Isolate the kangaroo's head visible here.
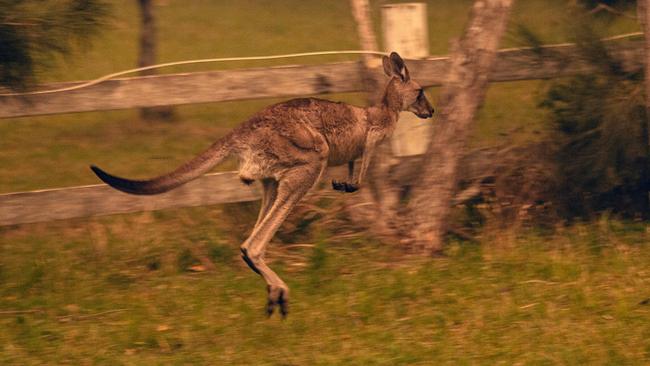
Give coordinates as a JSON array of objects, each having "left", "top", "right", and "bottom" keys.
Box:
[{"left": 382, "top": 52, "right": 434, "bottom": 119}]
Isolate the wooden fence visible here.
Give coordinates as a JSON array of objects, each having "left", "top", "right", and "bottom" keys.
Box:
[{"left": 0, "top": 41, "right": 644, "bottom": 226}]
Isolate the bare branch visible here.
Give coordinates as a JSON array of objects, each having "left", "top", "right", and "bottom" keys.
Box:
[{"left": 588, "top": 3, "right": 637, "bottom": 19}]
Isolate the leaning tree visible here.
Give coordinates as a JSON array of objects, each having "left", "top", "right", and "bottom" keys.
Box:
[{"left": 348, "top": 0, "right": 514, "bottom": 254}]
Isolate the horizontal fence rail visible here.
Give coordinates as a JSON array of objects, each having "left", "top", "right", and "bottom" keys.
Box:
[
  {"left": 0, "top": 172, "right": 260, "bottom": 226},
  {"left": 0, "top": 167, "right": 351, "bottom": 226},
  {"left": 0, "top": 41, "right": 643, "bottom": 118},
  {"left": 0, "top": 40, "right": 644, "bottom": 226}
]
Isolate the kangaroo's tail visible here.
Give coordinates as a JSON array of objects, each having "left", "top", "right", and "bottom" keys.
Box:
[{"left": 91, "top": 133, "right": 234, "bottom": 195}]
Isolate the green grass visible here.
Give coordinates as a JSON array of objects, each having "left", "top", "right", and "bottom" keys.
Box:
[{"left": 1, "top": 211, "right": 649, "bottom": 364}]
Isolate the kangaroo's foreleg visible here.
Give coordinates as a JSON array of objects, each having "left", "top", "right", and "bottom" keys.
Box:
[
  {"left": 241, "top": 163, "right": 325, "bottom": 317},
  {"left": 356, "top": 142, "right": 375, "bottom": 186},
  {"left": 332, "top": 137, "right": 378, "bottom": 193},
  {"left": 347, "top": 160, "right": 355, "bottom": 181},
  {"left": 332, "top": 160, "right": 358, "bottom": 192}
]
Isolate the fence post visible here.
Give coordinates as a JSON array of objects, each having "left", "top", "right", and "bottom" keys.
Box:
[{"left": 381, "top": 2, "right": 431, "bottom": 156}]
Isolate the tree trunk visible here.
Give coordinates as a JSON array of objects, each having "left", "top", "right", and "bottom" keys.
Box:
[
  {"left": 407, "top": 0, "right": 514, "bottom": 253},
  {"left": 348, "top": 0, "right": 403, "bottom": 238},
  {"left": 637, "top": 0, "right": 650, "bottom": 215},
  {"left": 348, "top": 0, "right": 383, "bottom": 104},
  {"left": 349, "top": 0, "right": 378, "bottom": 68},
  {"left": 137, "top": 0, "right": 174, "bottom": 121}
]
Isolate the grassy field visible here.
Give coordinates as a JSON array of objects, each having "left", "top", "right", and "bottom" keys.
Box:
[
  {"left": 1, "top": 210, "right": 649, "bottom": 364},
  {"left": 1, "top": 1, "right": 649, "bottom": 364}
]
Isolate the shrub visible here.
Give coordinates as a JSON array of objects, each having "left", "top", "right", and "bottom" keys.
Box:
[{"left": 539, "top": 23, "right": 649, "bottom": 218}]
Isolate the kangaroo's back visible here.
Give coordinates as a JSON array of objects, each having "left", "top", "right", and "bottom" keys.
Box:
[{"left": 240, "top": 98, "right": 367, "bottom": 166}]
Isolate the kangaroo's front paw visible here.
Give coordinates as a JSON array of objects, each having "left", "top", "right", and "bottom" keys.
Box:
[
  {"left": 343, "top": 183, "right": 359, "bottom": 192},
  {"left": 266, "top": 285, "right": 289, "bottom": 318},
  {"left": 332, "top": 180, "right": 345, "bottom": 191},
  {"left": 332, "top": 180, "right": 359, "bottom": 193}
]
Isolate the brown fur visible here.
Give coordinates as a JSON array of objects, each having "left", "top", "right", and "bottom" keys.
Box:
[{"left": 91, "top": 52, "right": 434, "bottom": 317}]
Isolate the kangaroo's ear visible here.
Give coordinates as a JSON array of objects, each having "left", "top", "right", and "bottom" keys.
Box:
[
  {"left": 382, "top": 55, "right": 394, "bottom": 78},
  {"left": 385, "top": 52, "right": 410, "bottom": 82}
]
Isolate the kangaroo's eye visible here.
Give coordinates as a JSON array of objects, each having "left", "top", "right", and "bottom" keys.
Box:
[{"left": 417, "top": 89, "right": 424, "bottom": 98}]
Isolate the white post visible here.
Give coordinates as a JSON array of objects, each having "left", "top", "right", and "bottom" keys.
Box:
[{"left": 382, "top": 3, "right": 431, "bottom": 156}]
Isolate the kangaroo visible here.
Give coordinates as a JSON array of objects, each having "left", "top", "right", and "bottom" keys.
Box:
[{"left": 91, "top": 52, "right": 433, "bottom": 317}]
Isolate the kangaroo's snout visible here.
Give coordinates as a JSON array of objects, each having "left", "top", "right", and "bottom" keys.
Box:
[
  {"left": 416, "top": 103, "right": 434, "bottom": 119},
  {"left": 410, "top": 94, "right": 434, "bottom": 119},
  {"left": 416, "top": 110, "right": 433, "bottom": 119},
  {"left": 425, "top": 105, "right": 434, "bottom": 119}
]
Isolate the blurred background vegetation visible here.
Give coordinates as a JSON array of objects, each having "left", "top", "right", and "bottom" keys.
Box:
[
  {"left": 1, "top": 0, "right": 649, "bottom": 364},
  {"left": 0, "top": 0, "right": 110, "bottom": 90}
]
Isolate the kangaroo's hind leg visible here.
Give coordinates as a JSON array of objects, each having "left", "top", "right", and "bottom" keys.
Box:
[
  {"left": 241, "top": 178, "right": 279, "bottom": 275},
  {"left": 255, "top": 178, "right": 278, "bottom": 227},
  {"left": 240, "top": 162, "right": 325, "bottom": 317}
]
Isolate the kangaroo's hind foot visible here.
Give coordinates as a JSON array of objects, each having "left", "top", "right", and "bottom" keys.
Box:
[{"left": 267, "top": 284, "right": 289, "bottom": 318}]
